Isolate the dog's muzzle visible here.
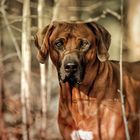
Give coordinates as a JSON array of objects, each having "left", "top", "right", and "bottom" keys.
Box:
[
  {"left": 59, "top": 50, "right": 83, "bottom": 86},
  {"left": 63, "top": 61, "right": 79, "bottom": 85}
]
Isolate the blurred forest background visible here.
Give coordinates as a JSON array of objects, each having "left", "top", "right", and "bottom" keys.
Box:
[{"left": 0, "top": 0, "right": 140, "bottom": 140}]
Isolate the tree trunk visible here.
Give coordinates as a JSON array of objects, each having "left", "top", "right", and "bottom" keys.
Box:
[
  {"left": 37, "top": 0, "right": 47, "bottom": 138},
  {"left": 21, "top": 0, "right": 31, "bottom": 139},
  {"left": 127, "top": 0, "right": 140, "bottom": 61},
  {"left": 0, "top": 26, "right": 7, "bottom": 140}
]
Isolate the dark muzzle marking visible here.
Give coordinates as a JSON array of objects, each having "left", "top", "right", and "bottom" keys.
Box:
[{"left": 60, "top": 49, "right": 83, "bottom": 86}]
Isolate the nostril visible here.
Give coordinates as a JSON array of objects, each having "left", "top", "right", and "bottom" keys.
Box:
[
  {"left": 65, "top": 65, "right": 71, "bottom": 71},
  {"left": 64, "top": 62, "right": 78, "bottom": 73},
  {"left": 72, "top": 64, "right": 78, "bottom": 70}
]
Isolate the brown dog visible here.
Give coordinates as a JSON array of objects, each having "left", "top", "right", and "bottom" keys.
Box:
[{"left": 34, "top": 21, "right": 140, "bottom": 140}]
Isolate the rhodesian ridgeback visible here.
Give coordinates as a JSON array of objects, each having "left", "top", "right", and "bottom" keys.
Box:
[{"left": 34, "top": 21, "right": 140, "bottom": 140}]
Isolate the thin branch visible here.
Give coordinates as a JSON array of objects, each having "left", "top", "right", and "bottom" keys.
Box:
[
  {"left": 0, "top": 15, "right": 50, "bottom": 30},
  {"left": 0, "top": 1, "right": 21, "bottom": 61},
  {"left": 119, "top": 0, "right": 130, "bottom": 140},
  {"left": 0, "top": 22, "right": 6, "bottom": 140},
  {"left": 0, "top": 53, "right": 18, "bottom": 61},
  {"left": 92, "top": 8, "right": 121, "bottom": 22},
  {"left": 1, "top": 0, "right": 6, "bottom": 5},
  {"left": 38, "top": 0, "right": 47, "bottom": 138},
  {"left": 68, "top": 2, "right": 102, "bottom": 12},
  {"left": 0, "top": 14, "right": 50, "bottom": 21},
  {"left": 105, "top": 8, "right": 121, "bottom": 20},
  {"left": 10, "top": 25, "right": 22, "bottom": 32}
]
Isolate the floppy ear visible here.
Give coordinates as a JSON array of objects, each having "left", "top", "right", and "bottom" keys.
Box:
[
  {"left": 34, "top": 24, "right": 54, "bottom": 63},
  {"left": 87, "top": 22, "right": 111, "bottom": 62}
]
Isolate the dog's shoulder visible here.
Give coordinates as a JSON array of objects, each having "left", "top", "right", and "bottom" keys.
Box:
[
  {"left": 109, "top": 60, "right": 140, "bottom": 81},
  {"left": 123, "top": 61, "right": 140, "bottom": 81}
]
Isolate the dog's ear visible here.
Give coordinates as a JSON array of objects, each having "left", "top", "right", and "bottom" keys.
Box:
[
  {"left": 96, "top": 24, "right": 111, "bottom": 62},
  {"left": 34, "top": 24, "right": 54, "bottom": 63},
  {"left": 87, "top": 22, "right": 111, "bottom": 62}
]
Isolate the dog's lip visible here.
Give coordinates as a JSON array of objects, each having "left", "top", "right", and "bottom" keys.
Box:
[
  {"left": 63, "top": 74, "right": 76, "bottom": 83},
  {"left": 61, "top": 74, "right": 81, "bottom": 86}
]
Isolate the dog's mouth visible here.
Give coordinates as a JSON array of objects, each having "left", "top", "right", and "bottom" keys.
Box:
[
  {"left": 63, "top": 74, "right": 80, "bottom": 86},
  {"left": 59, "top": 66, "right": 83, "bottom": 86}
]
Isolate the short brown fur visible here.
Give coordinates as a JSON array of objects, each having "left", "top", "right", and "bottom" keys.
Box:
[{"left": 34, "top": 21, "right": 140, "bottom": 140}]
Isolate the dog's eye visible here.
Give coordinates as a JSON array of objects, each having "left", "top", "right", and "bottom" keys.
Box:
[
  {"left": 54, "top": 39, "right": 64, "bottom": 50},
  {"left": 79, "top": 39, "right": 90, "bottom": 51}
]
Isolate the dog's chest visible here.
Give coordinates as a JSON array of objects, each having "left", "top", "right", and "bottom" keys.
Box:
[{"left": 59, "top": 99, "right": 127, "bottom": 140}]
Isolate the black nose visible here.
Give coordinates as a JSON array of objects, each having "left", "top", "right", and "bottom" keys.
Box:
[{"left": 64, "top": 62, "right": 78, "bottom": 73}]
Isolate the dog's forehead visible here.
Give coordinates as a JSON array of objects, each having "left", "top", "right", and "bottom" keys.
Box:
[{"left": 50, "top": 22, "right": 94, "bottom": 39}]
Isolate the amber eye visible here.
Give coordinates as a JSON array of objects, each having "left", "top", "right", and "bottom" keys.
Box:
[
  {"left": 79, "top": 39, "right": 90, "bottom": 51},
  {"left": 54, "top": 38, "right": 64, "bottom": 50}
]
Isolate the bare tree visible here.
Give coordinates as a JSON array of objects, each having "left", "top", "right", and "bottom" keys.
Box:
[
  {"left": 127, "top": 0, "right": 140, "bottom": 61},
  {"left": 119, "top": 1, "right": 130, "bottom": 139},
  {"left": 21, "top": 0, "right": 31, "bottom": 139},
  {"left": 37, "top": 0, "right": 47, "bottom": 138},
  {"left": 0, "top": 26, "right": 7, "bottom": 140}
]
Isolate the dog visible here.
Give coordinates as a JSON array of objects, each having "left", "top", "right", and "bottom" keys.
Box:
[{"left": 34, "top": 21, "right": 140, "bottom": 140}]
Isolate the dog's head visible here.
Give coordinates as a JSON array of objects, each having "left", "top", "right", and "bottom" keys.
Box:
[{"left": 34, "top": 21, "right": 111, "bottom": 85}]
